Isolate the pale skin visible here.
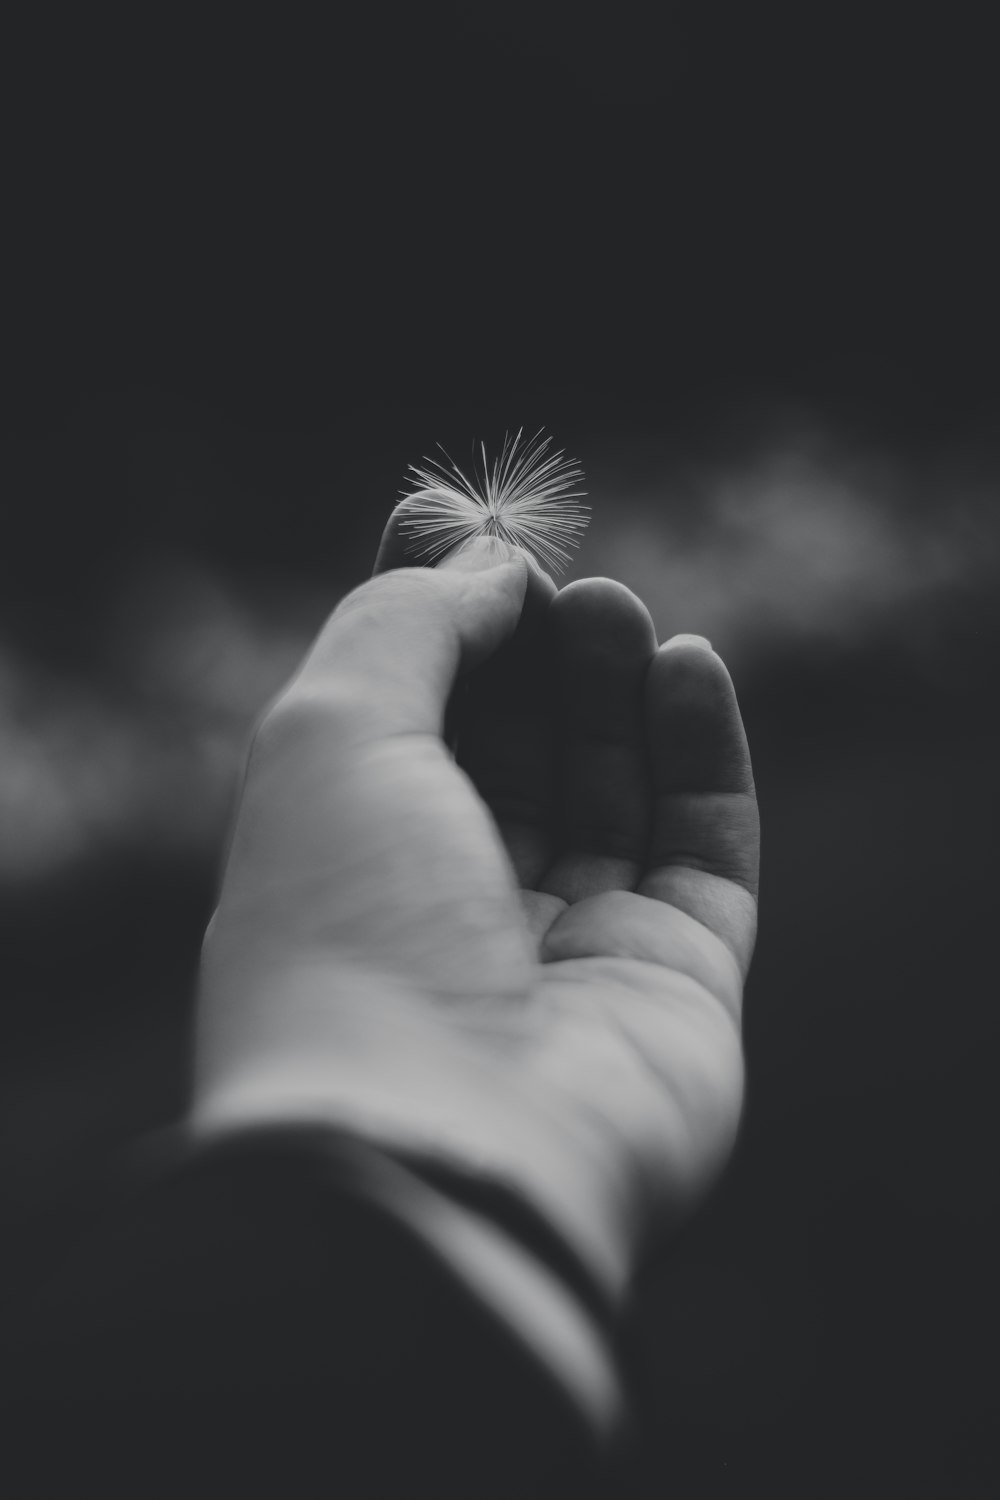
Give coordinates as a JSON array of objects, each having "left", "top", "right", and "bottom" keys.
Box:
[{"left": 193, "top": 512, "right": 760, "bottom": 1303}]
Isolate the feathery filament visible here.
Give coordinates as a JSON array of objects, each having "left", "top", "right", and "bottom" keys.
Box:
[{"left": 398, "top": 430, "right": 589, "bottom": 573}]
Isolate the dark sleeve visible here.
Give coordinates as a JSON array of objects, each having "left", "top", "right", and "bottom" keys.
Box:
[{"left": 3, "top": 1128, "right": 639, "bottom": 1499}]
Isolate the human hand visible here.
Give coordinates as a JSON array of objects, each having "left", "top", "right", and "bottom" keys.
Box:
[{"left": 193, "top": 512, "right": 759, "bottom": 1300}]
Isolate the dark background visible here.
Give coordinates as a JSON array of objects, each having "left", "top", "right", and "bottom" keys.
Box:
[{"left": 2, "top": 5, "right": 998, "bottom": 1495}]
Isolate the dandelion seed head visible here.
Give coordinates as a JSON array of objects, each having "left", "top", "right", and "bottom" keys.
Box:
[{"left": 397, "top": 429, "right": 589, "bottom": 574}]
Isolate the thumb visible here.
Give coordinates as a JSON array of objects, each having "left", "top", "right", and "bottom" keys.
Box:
[{"left": 280, "top": 537, "right": 529, "bottom": 739}]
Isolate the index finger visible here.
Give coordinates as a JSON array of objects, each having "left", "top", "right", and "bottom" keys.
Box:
[
  {"left": 373, "top": 498, "right": 424, "bottom": 575},
  {"left": 373, "top": 497, "right": 562, "bottom": 889}
]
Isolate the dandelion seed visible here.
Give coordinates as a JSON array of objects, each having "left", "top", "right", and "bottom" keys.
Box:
[{"left": 397, "top": 429, "right": 589, "bottom": 574}]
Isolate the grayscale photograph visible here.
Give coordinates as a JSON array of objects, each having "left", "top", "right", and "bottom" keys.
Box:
[{"left": 2, "top": 5, "right": 997, "bottom": 1496}]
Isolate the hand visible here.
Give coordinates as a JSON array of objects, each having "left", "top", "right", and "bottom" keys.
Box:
[{"left": 193, "top": 515, "right": 759, "bottom": 1300}]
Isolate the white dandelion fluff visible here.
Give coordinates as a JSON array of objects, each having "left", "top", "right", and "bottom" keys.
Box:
[{"left": 397, "top": 429, "right": 589, "bottom": 573}]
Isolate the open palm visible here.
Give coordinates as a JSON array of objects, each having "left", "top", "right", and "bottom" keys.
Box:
[{"left": 195, "top": 519, "right": 759, "bottom": 1298}]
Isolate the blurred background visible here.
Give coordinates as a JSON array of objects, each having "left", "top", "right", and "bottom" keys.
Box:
[{"left": 2, "top": 4, "right": 998, "bottom": 1494}]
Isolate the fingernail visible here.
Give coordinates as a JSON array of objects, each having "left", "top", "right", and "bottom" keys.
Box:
[
  {"left": 438, "top": 534, "right": 520, "bottom": 572},
  {"left": 664, "top": 633, "right": 713, "bottom": 651}
]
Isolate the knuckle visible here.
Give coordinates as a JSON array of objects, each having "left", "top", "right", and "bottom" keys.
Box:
[
  {"left": 249, "top": 685, "right": 363, "bottom": 763},
  {"left": 336, "top": 566, "right": 441, "bottom": 618}
]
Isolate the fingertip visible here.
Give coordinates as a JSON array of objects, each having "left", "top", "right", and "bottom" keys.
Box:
[
  {"left": 373, "top": 498, "right": 425, "bottom": 576},
  {"left": 649, "top": 639, "right": 727, "bottom": 699},
  {"left": 375, "top": 501, "right": 559, "bottom": 627},
  {"left": 662, "top": 632, "right": 713, "bottom": 653},
  {"left": 442, "top": 543, "right": 556, "bottom": 645},
  {"left": 550, "top": 577, "right": 658, "bottom": 655},
  {"left": 437, "top": 534, "right": 525, "bottom": 572},
  {"left": 517, "top": 548, "right": 559, "bottom": 625},
  {"left": 522, "top": 548, "right": 560, "bottom": 600},
  {"left": 646, "top": 640, "right": 753, "bottom": 796}
]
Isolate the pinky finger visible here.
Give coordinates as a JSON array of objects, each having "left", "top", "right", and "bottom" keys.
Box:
[{"left": 638, "top": 638, "right": 760, "bottom": 976}]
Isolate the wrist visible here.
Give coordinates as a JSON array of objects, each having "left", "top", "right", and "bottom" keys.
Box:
[{"left": 192, "top": 960, "right": 637, "bottom": 1304}]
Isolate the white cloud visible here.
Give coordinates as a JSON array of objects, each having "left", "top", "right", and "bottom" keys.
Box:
[
  {"left": 2, "top": 431, "right": 996, "bottom": 879},
  {"left": 0, "top": 565, "right": 320, "bottom": 883},
  {"left": 581, "top": 435, "right": 998, "bottom": 667}
]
